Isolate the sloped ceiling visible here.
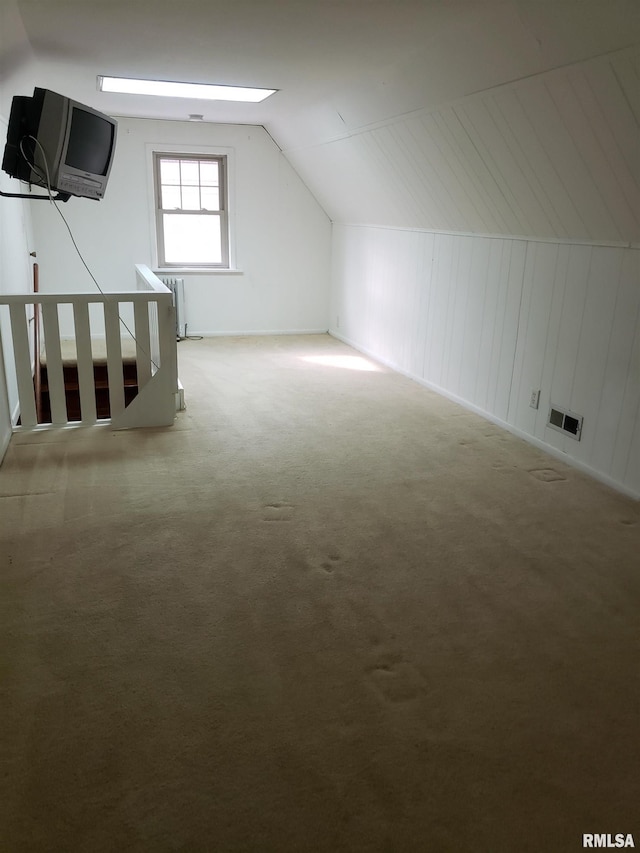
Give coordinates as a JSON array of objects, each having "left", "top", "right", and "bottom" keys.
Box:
[{"left": 5, "top": 0, "right": 640, "bottom": 242}]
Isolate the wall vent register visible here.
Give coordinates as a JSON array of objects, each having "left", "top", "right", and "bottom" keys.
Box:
[{"left": 548, "top": 405, "right": 583, "bottom": 440}]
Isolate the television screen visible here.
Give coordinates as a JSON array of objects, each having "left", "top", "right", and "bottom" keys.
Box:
[{"left": 65, "top": 107, "right": 115, "bottom": 176}]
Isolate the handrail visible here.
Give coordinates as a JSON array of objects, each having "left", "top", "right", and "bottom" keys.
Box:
[
  {"left": 135, "top": 263, "right": 171, "bottom": 293},
  {"left": 0, "top": 291, "right": 170, "bottom": 304}
]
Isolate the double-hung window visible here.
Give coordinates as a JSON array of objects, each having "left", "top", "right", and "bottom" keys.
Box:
[{"left": 154, "top": 153, "right": 229, "bottom": 268}]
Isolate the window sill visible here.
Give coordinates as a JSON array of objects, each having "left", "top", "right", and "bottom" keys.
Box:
[{"left": 153, "top": 268, "right": 244, "bottom": 276}]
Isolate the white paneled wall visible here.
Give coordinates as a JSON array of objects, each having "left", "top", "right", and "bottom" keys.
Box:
[
  {"left": 331, "top": 225, "right": 640, "bottom": 497},
  {"left": 288, "top": 47, "right": 640, "bottom": 245}
]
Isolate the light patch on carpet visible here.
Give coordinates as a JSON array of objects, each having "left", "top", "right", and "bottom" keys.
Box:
[{"left": 301, "top": 355, "right": 381, "bottom": 371}]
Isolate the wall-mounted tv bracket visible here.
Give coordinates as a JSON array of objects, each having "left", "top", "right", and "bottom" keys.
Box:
[{"left": 0, "top": 189, "right": 71, "bottom": 201}]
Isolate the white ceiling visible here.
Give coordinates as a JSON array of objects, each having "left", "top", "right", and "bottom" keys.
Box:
[
  {"left": 11, "top": 0, "right": 640, "bottom": 153},
  {"left": 4, "top": 0, "right": 638, "bottom": 242}
]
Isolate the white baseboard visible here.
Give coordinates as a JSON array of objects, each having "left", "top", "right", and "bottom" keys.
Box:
[
  {"left": 330, "top": 330, "right": 640, "bottom": 502},
  {"left": 181, "top": 328, "right": 329, "bottom": 338}
]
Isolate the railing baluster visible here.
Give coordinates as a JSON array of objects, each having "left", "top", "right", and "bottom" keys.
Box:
[
  {"left": 8, "top": 303, "right": 37, "bottom": 428},
  {"left": 133, "top": 301, "right": 152, "bottom": 387},
  {"left": 148, "top": 299, "right": 160, "bottom": 374},
  {"left": 73, "top": 301, "right": 97, "bottom": 424},
  {"left": 158, "top": 295, "right": 178, "bottom": 396},
  {"left": 33, "top": 265, "right": 42, "bottom": 423},
  {"left": 104, "top": 301, "right": 125, "bottom": 419},
  {"left": 41, "top": 303, "right": 67, "bottom": 424}
]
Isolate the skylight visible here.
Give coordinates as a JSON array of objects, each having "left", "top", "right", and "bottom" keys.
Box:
[{"left": 97, "top": 76, "right": 276, "bottom": 103}]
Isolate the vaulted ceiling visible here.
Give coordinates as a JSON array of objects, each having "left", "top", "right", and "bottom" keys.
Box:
[{"left": 3, "top": 0, "right": 640, "bottom": 242}]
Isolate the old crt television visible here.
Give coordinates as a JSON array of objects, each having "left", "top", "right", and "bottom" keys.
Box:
[{"left": 2, "top": 87, "right": 117, "bottom": 200}]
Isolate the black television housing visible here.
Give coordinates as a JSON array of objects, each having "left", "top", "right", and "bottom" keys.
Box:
[{"left": 2, "top": 87, "right": 117, "bottom": 200}]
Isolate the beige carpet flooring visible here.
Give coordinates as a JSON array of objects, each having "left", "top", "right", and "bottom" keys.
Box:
[{"left": 1, "top": 333, "right": 639, "bottom": 852}]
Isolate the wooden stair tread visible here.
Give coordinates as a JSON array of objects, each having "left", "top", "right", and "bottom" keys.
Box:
[
  {"left": 40, "top": 337, "right": 139, "bottom": 366},
  {"left": 40, "top": 378, "right": 139, "bottom": 391}
]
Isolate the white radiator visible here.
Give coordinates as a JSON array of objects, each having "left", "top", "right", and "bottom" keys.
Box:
[{"left": 160, "top": 277, "right": 186, "bottom": 340}]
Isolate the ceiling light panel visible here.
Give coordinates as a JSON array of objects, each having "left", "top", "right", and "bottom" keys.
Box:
[{"left": 98, "top": 76, "right": 276, "bottom": 103}]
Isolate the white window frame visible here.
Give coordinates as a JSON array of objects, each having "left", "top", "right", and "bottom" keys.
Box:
[{"left": 147, "top": 143, "right": 238, "bottom": 273}]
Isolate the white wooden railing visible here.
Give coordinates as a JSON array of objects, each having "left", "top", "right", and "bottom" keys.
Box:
[{"left": 0, "top": 264, "right": 179, "bottom": 431}]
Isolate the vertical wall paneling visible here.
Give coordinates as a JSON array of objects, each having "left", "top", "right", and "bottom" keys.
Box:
[
  {"left": 423, "top": 233, "right": 451, "bottom": 386},
  {"left": 492, "top": 240, "right": 526, "bottom": 421},
  {"left": 569, "top": 67, "right": 640, "bottom": 227},
  {"left": 535, "top": 244, "right": 571, "bottom": 444},
  {"left": 591, "top": 250, "right": 640, "bottom": 477},
  {"left": 442, "top": 235, "right": 466, "bottom": 393},
  {"left": 556, "top": 71, "right": 637, "bottom": 240},
  {"left": 421, "top": 115, "right": 489, "bottom": 233},
  {"left": 357, "top": 131, "right": 411, "bottom": 227},
  {"left": 498, "top": 87, "right": 582, "bottom": 239},
  {"left": 569, "top": 248, "right": 624, "bottom": 462},
  {"left": 483, "top": 93, "right": 561, "bottom": 239},
  {"left": 509, "top": 241, "right": 559, "bottom": 431},
  {"left": 623, "top": 380, "right": 640, "bottom": 495},
  {"left": 331, "top": 224, "right": 640, "bottom": 497},
  {"left": 453, "top": 101, "right": 531, "bottom": 237},
  {"left": 609, "top": 50, "right": 640, "bottom": 127},
  {"left": 546, "top": 245, "right": 593, "bottom": 455},
  {"left": 459, "top": 237, "right": 491, "bottom": 404},
  {"left": 402, "top": 119, "right": 461, "bottom": 231},
  {"left": 406, "top": 232, "right": 422, "bottom": 377},
  {"left": 433, "top": 109, "right": 508, "bottom": 235},
  {"left": 384, "top": 126, "right": 432, "bottom": 228},
  {"left": 475, "top": 238, "right": 505, "bottom": 412},
  {"left": 526, "top": 78, "right": 622, "bottom": 240},
  {"left": 288, "top": 48, "right": 639, "bottom": 245},
  {"left": 601, "top": 249, "right": 640, "bottom": 484},
  {"left": 583, "top": 55, "right": 640, "bottom": 189}
]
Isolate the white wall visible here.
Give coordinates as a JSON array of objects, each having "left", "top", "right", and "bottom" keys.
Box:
[
  {"left": 0, "top": 0, "right": 39, "bottom": 462},
  {"left": 0, "top": 112, "right": 34, "bottom": 461},
  {"left": 0, "top": 117, "right": 37, "bottom": 414},
  {"left": 331, "top": 225, "right": 640, "bottom": 498},
  {"left": 30, "top": 118, "right": 331, "bottom": 337}
]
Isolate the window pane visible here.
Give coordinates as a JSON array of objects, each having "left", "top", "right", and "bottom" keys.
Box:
[
  {"left": 200, "top": 161, "right": 219, "bottom": 186},
  {"left": 180, "top": 160, "right": 199, "bottom": 186},
  {"left": 162, "top": 213, "right": 222, "bottom": 264},
  {"left": 181, "top": 186, "right": 200, "bottom": 210},
  {"left": 161, "top": 185, "right": 181, "bottom": 209},
  {"left": 160, "top": 159, "right": 180, "bottom": 184},
  {"left": 200, "top": 186, "right": 220, "bottom": 210}
]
